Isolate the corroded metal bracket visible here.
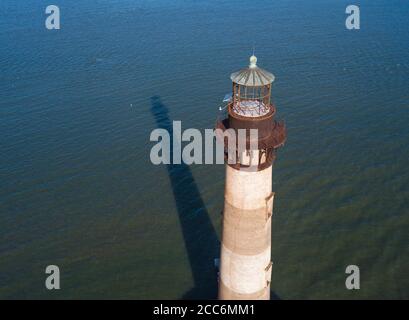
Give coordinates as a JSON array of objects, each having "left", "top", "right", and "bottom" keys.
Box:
[
  {"left": 265, "top": 192, "right": 275, "bottom": 221},
  {"left": 265, "top": 261, "right": 273, "bottom": 287}
]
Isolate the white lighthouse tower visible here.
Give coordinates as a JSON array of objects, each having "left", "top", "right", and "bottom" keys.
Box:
[{"left": 216, "top": 55, "right": 286, "bottom": 300}]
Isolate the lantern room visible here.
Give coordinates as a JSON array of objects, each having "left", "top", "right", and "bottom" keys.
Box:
[{"left": 229, "top": 55, "right": 275, "bottom": 117}]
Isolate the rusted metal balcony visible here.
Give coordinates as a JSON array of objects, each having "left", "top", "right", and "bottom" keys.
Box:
[{"left": 215, "top": 116, "right": 286, "bottom": 150}]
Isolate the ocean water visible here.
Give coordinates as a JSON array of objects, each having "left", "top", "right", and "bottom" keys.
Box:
[{"left": 0, "top": 0, "right": 408, "bottom": 299}]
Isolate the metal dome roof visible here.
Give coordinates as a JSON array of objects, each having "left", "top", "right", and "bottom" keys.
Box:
[{"left": 230, "top": 55, "right": 275, "bottom": 86}]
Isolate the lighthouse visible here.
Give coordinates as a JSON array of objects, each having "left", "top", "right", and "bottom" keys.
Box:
[{"left": 216, "top": 55, "right": 286, "bottom": 300}]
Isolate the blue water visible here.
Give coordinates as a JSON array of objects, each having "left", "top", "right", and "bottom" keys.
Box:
[{"left": 0, "top": 0, "right": 408, "bottom": 299}]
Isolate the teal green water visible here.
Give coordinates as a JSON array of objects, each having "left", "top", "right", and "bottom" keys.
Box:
[{"left": 0, "top": 0, "right": 408, "bottom": 299}]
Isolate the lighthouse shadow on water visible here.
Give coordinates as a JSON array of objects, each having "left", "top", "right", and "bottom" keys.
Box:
[
  {"left": 150, "top": 95, "right": 280, "bottom": 300},
  {"left": 150, "top": 95, "right": 218, "bottom": 299}
]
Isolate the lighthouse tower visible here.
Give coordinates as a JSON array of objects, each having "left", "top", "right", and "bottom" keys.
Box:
[{"left": 216, "top": 55, "right": 286, "bottom": 300}]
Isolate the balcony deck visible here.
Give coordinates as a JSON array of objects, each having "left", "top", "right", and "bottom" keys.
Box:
[
  {"left": 232, "top": 100, "right": 270, "bottom": 117},
  {"left": 215, "top": 118, "right": 286, "bottom": 150}
]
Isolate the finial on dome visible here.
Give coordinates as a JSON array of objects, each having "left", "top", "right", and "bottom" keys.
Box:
[{"left": 249, "top": 55, "right": 257, "bottom": 68}]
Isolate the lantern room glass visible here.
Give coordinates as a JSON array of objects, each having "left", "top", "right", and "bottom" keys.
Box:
[{"left": 231, "top": 83, "right": 272, "bottom": 117}]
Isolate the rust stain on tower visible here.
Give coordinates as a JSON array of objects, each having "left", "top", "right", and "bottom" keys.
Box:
[{"left": 216, "top": 55, "right": 286, "bottom": 300}]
